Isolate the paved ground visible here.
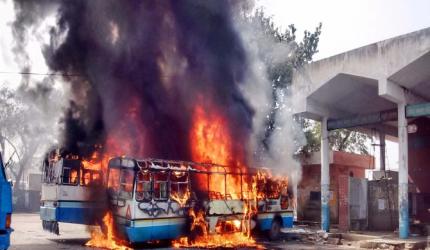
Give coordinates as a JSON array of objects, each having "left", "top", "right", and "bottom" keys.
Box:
[{"left": 9, "top": 213, "right": 355, "bottom": 250}]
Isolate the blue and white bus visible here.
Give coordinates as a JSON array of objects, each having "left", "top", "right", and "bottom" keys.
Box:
[
  {"left": 106, "top": 157, "right": 294, "bottom": 243},
  {"left": 40, "top": 152, "right": 105, "bottom": 234}
]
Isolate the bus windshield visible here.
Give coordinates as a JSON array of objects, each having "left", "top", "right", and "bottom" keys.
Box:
[{"left": 108, "top": 167, "right": 135, "bottom": 200}]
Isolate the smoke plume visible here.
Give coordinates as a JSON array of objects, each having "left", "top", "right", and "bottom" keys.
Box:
[{"left": 12, "top": 0, "right": 306, "bottom": 183}]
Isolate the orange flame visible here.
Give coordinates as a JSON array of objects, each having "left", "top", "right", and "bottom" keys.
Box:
[
  {"left": 173, "top": 104, "right": 261, "bottom": 248},
  {"left": 85, "top": 211, "right": 130, "bottom": 250},
  {"left": 190, "top": 105, "right": 244, "bottom": 199},
  {"left": 172, "top": 207, "right": 262, "bottom": 249},
  {"left": 170, "top": 191, "right": 190, "bottom": 208},
  {"left": 84, "top": 97, "right": 148, "bottom": 249}
]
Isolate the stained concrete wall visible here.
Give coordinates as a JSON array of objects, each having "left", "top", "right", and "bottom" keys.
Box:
[
  {"left": 368, "top": 179, "right": 398, "bottom": 231},
  {"left": 298, "top": 151, "right": 374, "bottom": 224},
  {"left": 408, "top": 117, "right": 430, "bottom": 223}
]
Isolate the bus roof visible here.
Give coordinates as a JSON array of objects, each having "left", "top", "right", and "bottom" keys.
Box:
[{"left": 108, "top": 156, "right": 270, "bottom": 175}]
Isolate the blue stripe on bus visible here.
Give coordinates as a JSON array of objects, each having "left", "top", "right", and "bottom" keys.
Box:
[
  {"left": 40, "top": 206, "right": 98, "bottom": 225},
  {"left": 123, "top": 214, "right": 294, "bottom": 242},
  {"left": 124, "top": 223, "right": 186, "bottom": 243},
  {"left": 258, "top": 214, "right": 294, "bottom": 231}
]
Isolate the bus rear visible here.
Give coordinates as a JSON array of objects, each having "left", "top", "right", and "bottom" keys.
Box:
[{"left": 40, "top": 155, "right": 105, "bottom": 234}]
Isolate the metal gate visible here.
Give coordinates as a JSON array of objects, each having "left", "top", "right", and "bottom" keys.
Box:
[{"left": 349, "top": 177, "right": 368, "bottom": 230}]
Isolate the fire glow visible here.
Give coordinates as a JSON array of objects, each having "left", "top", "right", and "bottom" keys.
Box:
[
  {"left": 81, "top": 101, "right": 271, "bottom": 249},
  {"left": 85, "top": 212, "right": 130, "bottom": 250},
  {"left": 170, "top": 104, "right": 261, "bottom": 248}
]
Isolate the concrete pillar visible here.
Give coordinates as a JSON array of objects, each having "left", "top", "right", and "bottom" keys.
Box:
[
  {"left": 379, "top": 130, "right": 386, "bottom": 171},
  {"left": 321, "top": 117, "right": 330, "bottom": 231},
  {"left": 398, "top": 102, "right": 409, "bottom": 239}
]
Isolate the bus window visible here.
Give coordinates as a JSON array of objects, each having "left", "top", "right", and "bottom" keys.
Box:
[
  {"left": 108, "top": 168, "right": 120, "bottom": 197},
  {"left": 119, "top": 169, "right": 134, "bottom": 199},
  {"left": 93, "top": 171, "right": 101, "bottom": 183},
  {"left": 266, "top": 179, "right": 281, "bottom": 199},
  {"left": 80, "top": 169, "right": 102, "bottom": 186},
  {"left": 135, "top": 171, "right": 151, "bottom": 201},
  {"left": 170, "top": 171, "right": 188, "bottom": 199},
  {"left": 153, "top": 171, "right": 168, "bottom": 200},
  {"left": 81, "top": 170, "right": 91, "bottom": 185},
  {"left": 62, "top": 167, "right": 79, "bottom": 185}
]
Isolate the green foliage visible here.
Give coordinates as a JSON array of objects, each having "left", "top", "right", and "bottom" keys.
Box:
[
  {"left": 296, "top": 120, "right": 370, "bottom": 156},
  {"left": 249, "top": 9, "right": 369, "bottom": 156},
  {"left": 246, "top": 9, "right": 321, "bottom": 89},
  {"left": 296, "top": 117, "right": 321, "bottom": 155},
  {"left": 329, "top": 129, "right": 370, "bottom": 155}
]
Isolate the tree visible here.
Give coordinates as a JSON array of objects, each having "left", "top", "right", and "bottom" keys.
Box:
[
  {"left": 0, "top": 82, "right": 63, "bottom": 191},
  {"left": 248, "top": 9, "right": 370, "bottom": 156},
  {"left": 298, "top": 121, "right": 370, "bottom": 156}
]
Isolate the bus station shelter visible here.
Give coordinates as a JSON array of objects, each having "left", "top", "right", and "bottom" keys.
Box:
[{"left": 292, "top": 27, "right": 430, "bottom": 239}]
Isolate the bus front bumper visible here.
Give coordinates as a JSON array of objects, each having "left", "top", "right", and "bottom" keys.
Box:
[{"left": 0, "top": 229, "right": 12, "bottom": 250}]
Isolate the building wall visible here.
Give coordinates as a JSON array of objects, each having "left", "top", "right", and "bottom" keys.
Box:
[
  {"left": 408, "top": 117, "right": 430, "bottom": 223},
  {"left": 368, "top": 179, "right": 398, "bottom": 231},
  {"left": 298, "top": 151, "right": 373, "bottom": 224}
]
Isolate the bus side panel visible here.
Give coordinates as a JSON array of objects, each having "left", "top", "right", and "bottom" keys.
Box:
[
  {"left": 257, "top": 211, "right": 294, "bottom": 231},
  {"left": 125, "top": 218, "right": 187, "bottom": 243},
  {"left": 257, "top": 213, "right": 274, "bottom": 231},
  {"left": 41, "top": 201, "right": 101, "bottom": 225},
  {"left": 41, "top": 184, "right": 59, "bottom": 201},
  {"left": 281, "top": 213, "right": 294, "bottom": 228},
  {"left": 40, "top": 205, "right": 57, "bottom": 221},
  {"left": 41, "top": 184, "right": 105, "bottom": 225},
  {"left": 56, "top": 202, "right": 100, "bottom": 224}
]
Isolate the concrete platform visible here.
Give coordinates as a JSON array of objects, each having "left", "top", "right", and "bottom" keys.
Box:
[{"left": 340, "top": 231, "right": 429, "bottom": 249}]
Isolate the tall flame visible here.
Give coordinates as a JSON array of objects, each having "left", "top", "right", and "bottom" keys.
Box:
[
  {"left": 190, "top": 105, "right": 245, "bottom": 199},
  {"left": 172, "top": 104, "right": 260, "bottom": 248},
  {"left": 190, "top": 105, "right": 231, "bottom": 165}
]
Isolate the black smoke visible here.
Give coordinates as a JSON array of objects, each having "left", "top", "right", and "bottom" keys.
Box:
[{"left": 31, "top": 0, "right": 254, "bottom": 162}]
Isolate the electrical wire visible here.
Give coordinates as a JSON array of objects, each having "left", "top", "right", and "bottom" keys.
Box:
[{"left": 0, "top": 71, "right": 80, "bottom": 77}]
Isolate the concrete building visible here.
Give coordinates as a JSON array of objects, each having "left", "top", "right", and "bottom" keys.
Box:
[
  {"left": 298, "top": 151, "right": 374, "bottom": 230},
  {"left": 292, "top": 27, "right": 430, "bottom": 238}
]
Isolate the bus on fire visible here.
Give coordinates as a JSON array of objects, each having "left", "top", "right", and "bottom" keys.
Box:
[
  {"left": 106, "top": 157, "right": 294, "bottom": 243},
  {"left": 40, "top": 150, "right": 105, "bottom": 234}
]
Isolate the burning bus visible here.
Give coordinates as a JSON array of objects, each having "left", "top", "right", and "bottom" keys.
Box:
[
  {"left": 101, "top": 157, "right": 293, "bottom": 246},
  {"left": 40, "top": 150, "right": 105, "bottom": 234}
]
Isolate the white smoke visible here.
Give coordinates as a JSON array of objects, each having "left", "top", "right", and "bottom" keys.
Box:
[
  {"left": 0, "top": 0, "right": 68, "bottom": 178},
  {"left": 232, "top": 7, "right": 307, "bottom": 189}
]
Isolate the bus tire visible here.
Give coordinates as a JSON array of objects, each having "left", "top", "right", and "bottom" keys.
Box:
[
  {"left": 268, "top": 219, "right": 281, "bottom": 241},
  {"left": 51, "top": 221, "right": 59, "bottom": 235}
]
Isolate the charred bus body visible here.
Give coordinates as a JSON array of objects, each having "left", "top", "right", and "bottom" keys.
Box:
[
  {"left": 106, "top": 157, "right": 294, "bottom": 243},
  {"left": 40, "top": 154, "right": 105, "bottom": 234}
]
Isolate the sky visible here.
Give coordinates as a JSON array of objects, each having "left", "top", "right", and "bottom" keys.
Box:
[
  {"left": 257, "top": 0, "right": 430, "bottom": 60},
  {"left": 0, "top": 0, "right": 56, "bottom": 89}
]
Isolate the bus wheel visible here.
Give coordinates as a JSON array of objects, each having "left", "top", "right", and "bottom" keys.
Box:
[
  {"left": 268, "top": 219, "right": 281, "bottom": 241},
  {"left": 51, "top": 221, "right": 59, "bottom": 235}
]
